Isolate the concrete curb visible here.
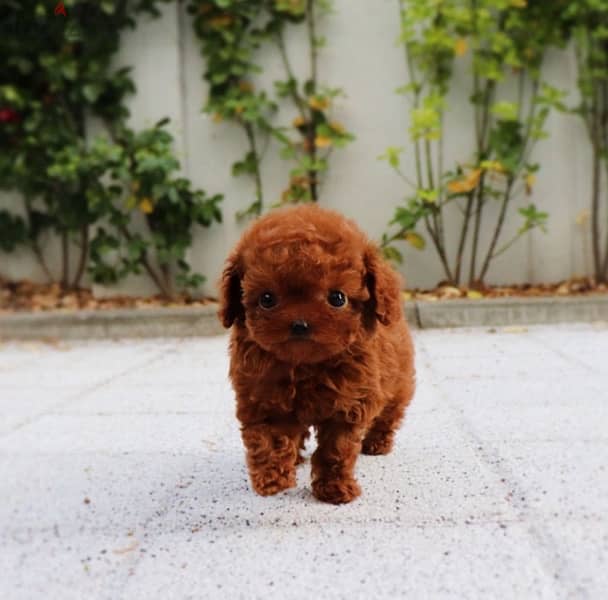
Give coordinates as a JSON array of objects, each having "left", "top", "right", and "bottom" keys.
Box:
[
  {"left": 414, "top": 295, "right": 608, "bottom": 328},
  {"left": 0, "top": 296, "right": 606, "bottom": 340},
  {"left": 0, "top": 305, "right": 225, "bottom": 340}
]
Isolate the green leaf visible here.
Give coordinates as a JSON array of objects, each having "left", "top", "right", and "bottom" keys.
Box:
[
  {"left": 378, "top": 147, "right": 405, "bottom": 168},
  {"left": 418, "top": 188, "right": 438, "bottom": 204},
  {"left": 61, "top": 61, "right": 78, "bottom": 81},
  {"left": 101, "top": 1, "right": 116, "bottom": 14},
  {"left": 83, "top": 83, "right": 102, "bottom": 103},
  {"left": 491, "top": 101, "right": 518, "bottom": 121},
  {"left": 382, "top": 245, "right": 403, "bottom": 264}
]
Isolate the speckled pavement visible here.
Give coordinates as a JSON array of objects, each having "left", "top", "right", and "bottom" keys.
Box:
[{"left": 0, "top": 324, "right": 607, "bottom": 599}]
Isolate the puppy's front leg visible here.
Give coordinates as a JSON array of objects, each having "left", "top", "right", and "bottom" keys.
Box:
[
  {"left": 311, "top": 422, "right": 364, "bottom": 504},
  {"left": 241, "top": 419, "right": 304, "bottom": 497}
]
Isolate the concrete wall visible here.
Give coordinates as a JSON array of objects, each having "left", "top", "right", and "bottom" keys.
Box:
[{"left": 0, "top": 1, "right": 597, "bottom": 295}]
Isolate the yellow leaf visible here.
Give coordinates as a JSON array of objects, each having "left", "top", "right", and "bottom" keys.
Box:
[
  {"left": 481, "top": 160, "right": 506, "bottom": 173},
  {"left": 139, "top": 198, "right": 154, "bottom": 214},
  {"left": 454, "top": 38, "right": 468, "bottom": 57},
  {"left": 330, "top": 121, "right": 345, "bottom": 134},
  {"left": 511, "top": 0, "right": 526, "bottom": 7},
  {"left": 404, "top": 231, "right": 426, "bottom": 250},
  {"left": 292, "top": 116, "right": 306, "bottom": 128},
  {"left": 502, "top": 326, "right": 528, "bottom": 334},
  {"left": 208, "top": 15, "right": 234, "bottom": 27},
  {"left": 525, "top": 173, "right": 536, "bottom": 195},
  {"left": 576, "top": 209, "right": 590, "bottom": 226},
  {"left": 308, "top": 96, "right": 330, "bottom": 111},
  {"left": 314, "top": 135, "right": 332, "bottom": 148},
  {"left": 234, "top": 104, "right": 244, "bottom": 115},
  {"left": 467, "top": 290, "right": 483, "bottom": 299},
  {"left": 447, "top": 168, "right": 482, "bottom": 194}
]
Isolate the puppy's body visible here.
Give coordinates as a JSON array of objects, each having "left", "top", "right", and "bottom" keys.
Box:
[{"left": 219, "top": 205, "right": 415, "bottom": 504}]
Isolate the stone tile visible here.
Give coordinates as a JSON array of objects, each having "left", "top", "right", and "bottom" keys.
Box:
[
  {"left": 540, "top": 517, "right": 608, "bottom": 598},
  {"left": 0, "top": 324, "right": 606, "bottom": 599},
  {"left": 0, "top": 342, "right": 165, "bottom": 389},
  {"left": 0, "top": 388, "right": 78, "bottom": 435},
  {"left": 417, "top": 327, "right": 550, "bottom": 358},
  {"left": 421, "top": 350, "right": 578, "bottom": 381},
  {"left": 428, "top": 376, "right": 607, "bottom": 409},
  {"left": 0, "top": 452, "right": 199, "bottom": 536},
  {"left": 53, "top": 382, "right": 233, "bottom": 415},
  {"left": 0, "top": 532, "right": 137, "bottom": 600},
  {"left": 450, "top": 397, "right": 608, "bottom": 442},
  {"left": 122, "top": 522, "right": 558, "bottom": 600},
  {"left": 140, "top": 432, "right": 515, "bottom": 533},
  {"left": 492, "top": 440, "right": 608, "bottom": 519},
  {"left": 0, "top": 413, "right": 239, "bottom": 455},
  {"left": 530, "top": 326, "right": 608, "bottom": 374}
]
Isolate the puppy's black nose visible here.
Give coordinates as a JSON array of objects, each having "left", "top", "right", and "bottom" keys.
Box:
[{"left": 290, "top": 320, "right": 310, "bottom": 338}]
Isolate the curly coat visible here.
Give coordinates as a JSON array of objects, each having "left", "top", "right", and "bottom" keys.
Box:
[{"left": 218, "top": 204, "right": 415, "bottom": 504}]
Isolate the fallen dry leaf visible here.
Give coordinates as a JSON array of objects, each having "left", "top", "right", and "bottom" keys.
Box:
[
  {"left": 112, "top": 540, "right": 139, "bottom": 555},
  {"left": 502, "top": 326, "right": 529, "bottom": 334},
  {"left": 416, "top": 293, "right": 439, "bottom": 302},
  {"left": 437, "top": 285, "right": 462, "bottom": 299}
]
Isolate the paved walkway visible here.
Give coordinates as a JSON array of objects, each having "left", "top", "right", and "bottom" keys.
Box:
[{"left": 0, "top": 324, "right": 607, "bottom": 599}]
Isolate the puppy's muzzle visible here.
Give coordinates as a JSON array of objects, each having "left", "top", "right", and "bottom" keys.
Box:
[{"left": 290, "top": 319, "right": 311, "bottom": 339}]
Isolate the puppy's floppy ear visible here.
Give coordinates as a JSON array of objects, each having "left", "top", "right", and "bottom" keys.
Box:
[
  {"left": 217, "top": 249, "right": 245, "bottom": 328},
  {"left": 363, "top": 243, "right": 403, "bottom": 330}
]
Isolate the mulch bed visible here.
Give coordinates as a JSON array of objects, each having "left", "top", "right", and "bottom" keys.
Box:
[
  {"left": 405, "top": 277, "right": 608, "bottom": 302},
  {"left": 1, "top": 277, "right": 607, "bottom": 313},
  {"left": 0, "top": 278, "right": 212, "bottom": 313}
]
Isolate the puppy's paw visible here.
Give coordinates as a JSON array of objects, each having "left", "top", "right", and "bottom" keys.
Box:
[
  {"left": 250, "top": 467, "right": 296, "bottom": 496},
  {"left": 312, "top": 477, "right": 361, "bottom": 504},
  {"left": 361, "top": 431, "right": 394, "bottom": 455}
]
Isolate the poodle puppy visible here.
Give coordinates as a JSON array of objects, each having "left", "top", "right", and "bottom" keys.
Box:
[{"left": 218, "top": 204, "right": 415, "bottom": 504}]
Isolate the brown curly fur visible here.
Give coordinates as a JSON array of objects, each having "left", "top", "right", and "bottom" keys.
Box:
[{"left": 218, "top": 204, "right": 415, "bottom": 504}]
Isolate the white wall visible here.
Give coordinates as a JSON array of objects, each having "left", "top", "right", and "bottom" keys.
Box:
[{"left": 0, "top": 0, "right": 596, "bottom": 295}]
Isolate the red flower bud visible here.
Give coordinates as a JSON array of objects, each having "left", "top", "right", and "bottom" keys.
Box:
[{"left": 0, "top": 108, "right": 20, "bottom": 123}]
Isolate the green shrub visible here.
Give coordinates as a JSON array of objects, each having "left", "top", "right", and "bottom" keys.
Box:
[
  {"left": 381, "top": 0, "right": 568, "bottom": 287},
  {"left": 566, "top": 1, "right": 608, "bottom": 283},
  {"left": 188, "top": 0, "right": 353, "bottom": 218},
  {"left": 0, "top": 0, "right": 221, "bottom": 297}
]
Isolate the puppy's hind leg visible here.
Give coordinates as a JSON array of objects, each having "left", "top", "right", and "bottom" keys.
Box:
[{"left": 361, "top": 387, "right": 414, "bottom": 456}]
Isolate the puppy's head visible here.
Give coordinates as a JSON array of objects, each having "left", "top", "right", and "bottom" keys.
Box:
[{"left": 219, "top": 205, "right": 402, "bottom": 364}]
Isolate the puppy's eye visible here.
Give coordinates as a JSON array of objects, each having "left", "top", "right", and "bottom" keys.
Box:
[
  {"left": 259, "top": 291, "right": 277, "bottom": 309},
  {"left": 328, "top": 290, "right": 347, "bottom": 308}
]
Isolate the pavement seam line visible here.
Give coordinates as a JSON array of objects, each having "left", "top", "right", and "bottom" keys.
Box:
[
  {"left": 416, "top": 339, "right": 577, "bottom": 596},
  {"left": 0, "top": 348, "right": 172, "bottom": 438},
  {"left": 527, "top": 329, "right": 607, "bottom": 378}
]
